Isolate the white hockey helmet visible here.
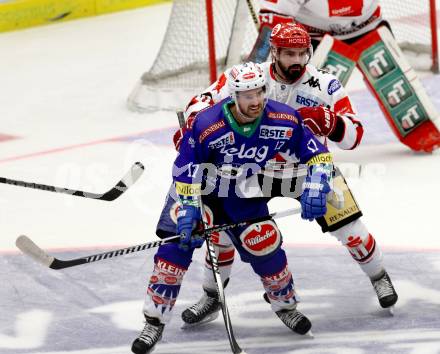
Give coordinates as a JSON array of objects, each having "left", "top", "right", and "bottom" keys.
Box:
[{"left": 227, "top": 62, "right": 267, "bottom": 97}]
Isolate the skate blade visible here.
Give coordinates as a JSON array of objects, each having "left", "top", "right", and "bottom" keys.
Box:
[
  {"left": 304, "top": 329, "right": 314, "bottom": 338},
  {"left": 181, "top": 311, "right": 220, "bottom": 329},
  {"left": 387, "top": 305, "right": 395, "bottom": 316}
]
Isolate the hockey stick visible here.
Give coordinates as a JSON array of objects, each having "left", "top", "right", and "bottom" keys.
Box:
[
  {"left": 199, "top": 198, "right": 246, "bottom": 354},
  {"left": 0, "top": 162, "right": 144, "bottom": 201},
  {"left": 246, "top": 0, "right": 259, "bottom": 30},
  {"left": 15, "top": 207, "right": 301, "bottom": 270},
  {"left": 176, "top": 110, "right": 244, "bottom": 353}
]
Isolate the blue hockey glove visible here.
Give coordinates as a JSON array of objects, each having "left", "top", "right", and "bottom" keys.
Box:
[
  {"left": 300, "top": 173, "right": 331, "bottom": 221},
  {"left": 177, "top": 205, "right": 204, "bottom": 251}
]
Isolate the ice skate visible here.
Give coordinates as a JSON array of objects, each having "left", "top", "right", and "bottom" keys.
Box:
[
  {"left": 276, "top": 307, "right": 313, "bottom": 337},
  {"left": 371, "top": 271, "right": 398, "bottom": 315},
  {"left": 181, "top": 288, "right": 221, "bottom": 327},
  {"left": 131, "top": 315, "right": 165, "bottom": 354}
]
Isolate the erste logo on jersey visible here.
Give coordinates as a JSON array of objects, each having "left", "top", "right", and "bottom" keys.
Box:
[
  {"left": 295, "top": 90, "right": 324, "bottom": 108},
  {"left": 240, "top": 220, "right": 281, "bottom": 256},
  {"left": 259, "top": 125, "right": 293, "bottom": 140},
  {"left": 208, "top": 132, "right": 235, "bottom": 149},
  {"left": 296, "top": 95, "right": 318, "bottom": 107}
]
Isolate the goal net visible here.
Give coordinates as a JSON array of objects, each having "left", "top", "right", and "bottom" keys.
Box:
[{"left": 127, "top": 0, "right": 438, "bottom": 113}]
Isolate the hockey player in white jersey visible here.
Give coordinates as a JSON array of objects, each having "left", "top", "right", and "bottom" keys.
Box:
[
  {"left": 175, "top": 23, "right": 398, "bottom": 326},
  {"left": 249, "top": 0, "right": 440, "bottom": 153}
]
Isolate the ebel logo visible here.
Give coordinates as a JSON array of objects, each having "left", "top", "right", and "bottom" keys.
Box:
[
  {"left": 208, "top": 132, "right": 235, "bottom": 149},
  {"left": 327, "top": 79, "right": 342, "bottom": 95},
  {"left": 303, "top": 76, "right": 321, "bottom": 90},
  {"left": 259, "top": 125, "right": 293, "bottom": 140}
]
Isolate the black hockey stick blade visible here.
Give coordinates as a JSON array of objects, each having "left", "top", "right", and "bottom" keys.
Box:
[
  {"left": 96, "top": 162, "right": 145, "bottom": 201},
  {"left": 0, "top": 162, "right": 144, "bottom": 201},
  {"left": 16, "top": 208, "right": 301, "bottom": 270}
]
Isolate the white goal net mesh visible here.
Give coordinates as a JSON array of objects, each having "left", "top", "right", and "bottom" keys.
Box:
[{"left": 128, "top": 0, "right": 437, "bottom": 113}]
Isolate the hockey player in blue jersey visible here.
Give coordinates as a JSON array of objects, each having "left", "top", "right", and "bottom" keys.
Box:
[
  {"left": 131, "top": 62, "right": 334, "bottom": 354},
  {"left": 172, "top": 24, "right": 397, "bottom": 329}
]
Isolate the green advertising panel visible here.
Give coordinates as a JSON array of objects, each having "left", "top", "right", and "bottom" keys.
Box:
[
  {"left": 359, "top": 42, "right": 428, "bottom": 136},
  {"left": 322, "top": 51, "right": 356, "bottom": 86}
]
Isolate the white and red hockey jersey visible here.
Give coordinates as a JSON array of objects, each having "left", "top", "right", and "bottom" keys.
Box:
[
  {"left": 181, "top": 62, "right": 362, "bottom": 152},
  {"left": 259, "top": 0, "right": 382, "bottom": 40}
]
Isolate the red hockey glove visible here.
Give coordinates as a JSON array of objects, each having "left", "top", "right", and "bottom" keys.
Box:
[
  {"left": 298, "top": 106, "right": 339, "bottom": 137},
  {"left": 172, "top": 113, "right": 197, "bottom": 151},
  {"left": 174, "top": 94, "right": 215, "bottom": 150},
  {"left": 173, "top": 127, "right": 186, "bottom": 151}
]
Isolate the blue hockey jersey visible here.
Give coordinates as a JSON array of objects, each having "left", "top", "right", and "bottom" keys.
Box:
[{"left": 173, "top": 98, "right": 331, "bottom": 201}]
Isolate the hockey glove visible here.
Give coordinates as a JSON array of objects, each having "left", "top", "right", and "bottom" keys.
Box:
[
  {"left": 300, "top": 170, "right": 331, "bottom": 221},
  {"left": 177, "top": 205, "right": 204, "bottom": 251},
  {"left": 174, "top": 94, "right": 214, "bottom": 150},
  {"left": 173, "top": 111, "right": 197, "bottom": 151},
  {"left": 298, "top": 106, "right": 339, "bottom": 137}
]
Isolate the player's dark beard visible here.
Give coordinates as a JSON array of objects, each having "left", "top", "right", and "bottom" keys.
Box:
[{"left": 278, "top": 63, "right": 305, "bottom": 82}]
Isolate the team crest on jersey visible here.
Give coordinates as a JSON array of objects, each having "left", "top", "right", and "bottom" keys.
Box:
[
  {"left": 267, "top": 112, "right": 298, "bottom": 124},
  {"left": 328, "top": 79, "right": 342, "bottom": 95},
  {"left": 199, "top": 120, "right": 226, "bottom": 143},
  {"left": 259, "top": 125, "right": 293, "bottom": 140},
  {"left": 303, "top": 76, "right": 321, "bottom": 90},
  {"left": 208, "top": 132, "right": 235, "bottom": 149},
  {"left": 240, "top": 220, "right": 281, "bottom": 256}
]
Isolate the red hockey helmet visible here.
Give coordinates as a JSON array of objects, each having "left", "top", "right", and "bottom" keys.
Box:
[{"left": 270, "top": 22, "right": 311, "bottom": 49}]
